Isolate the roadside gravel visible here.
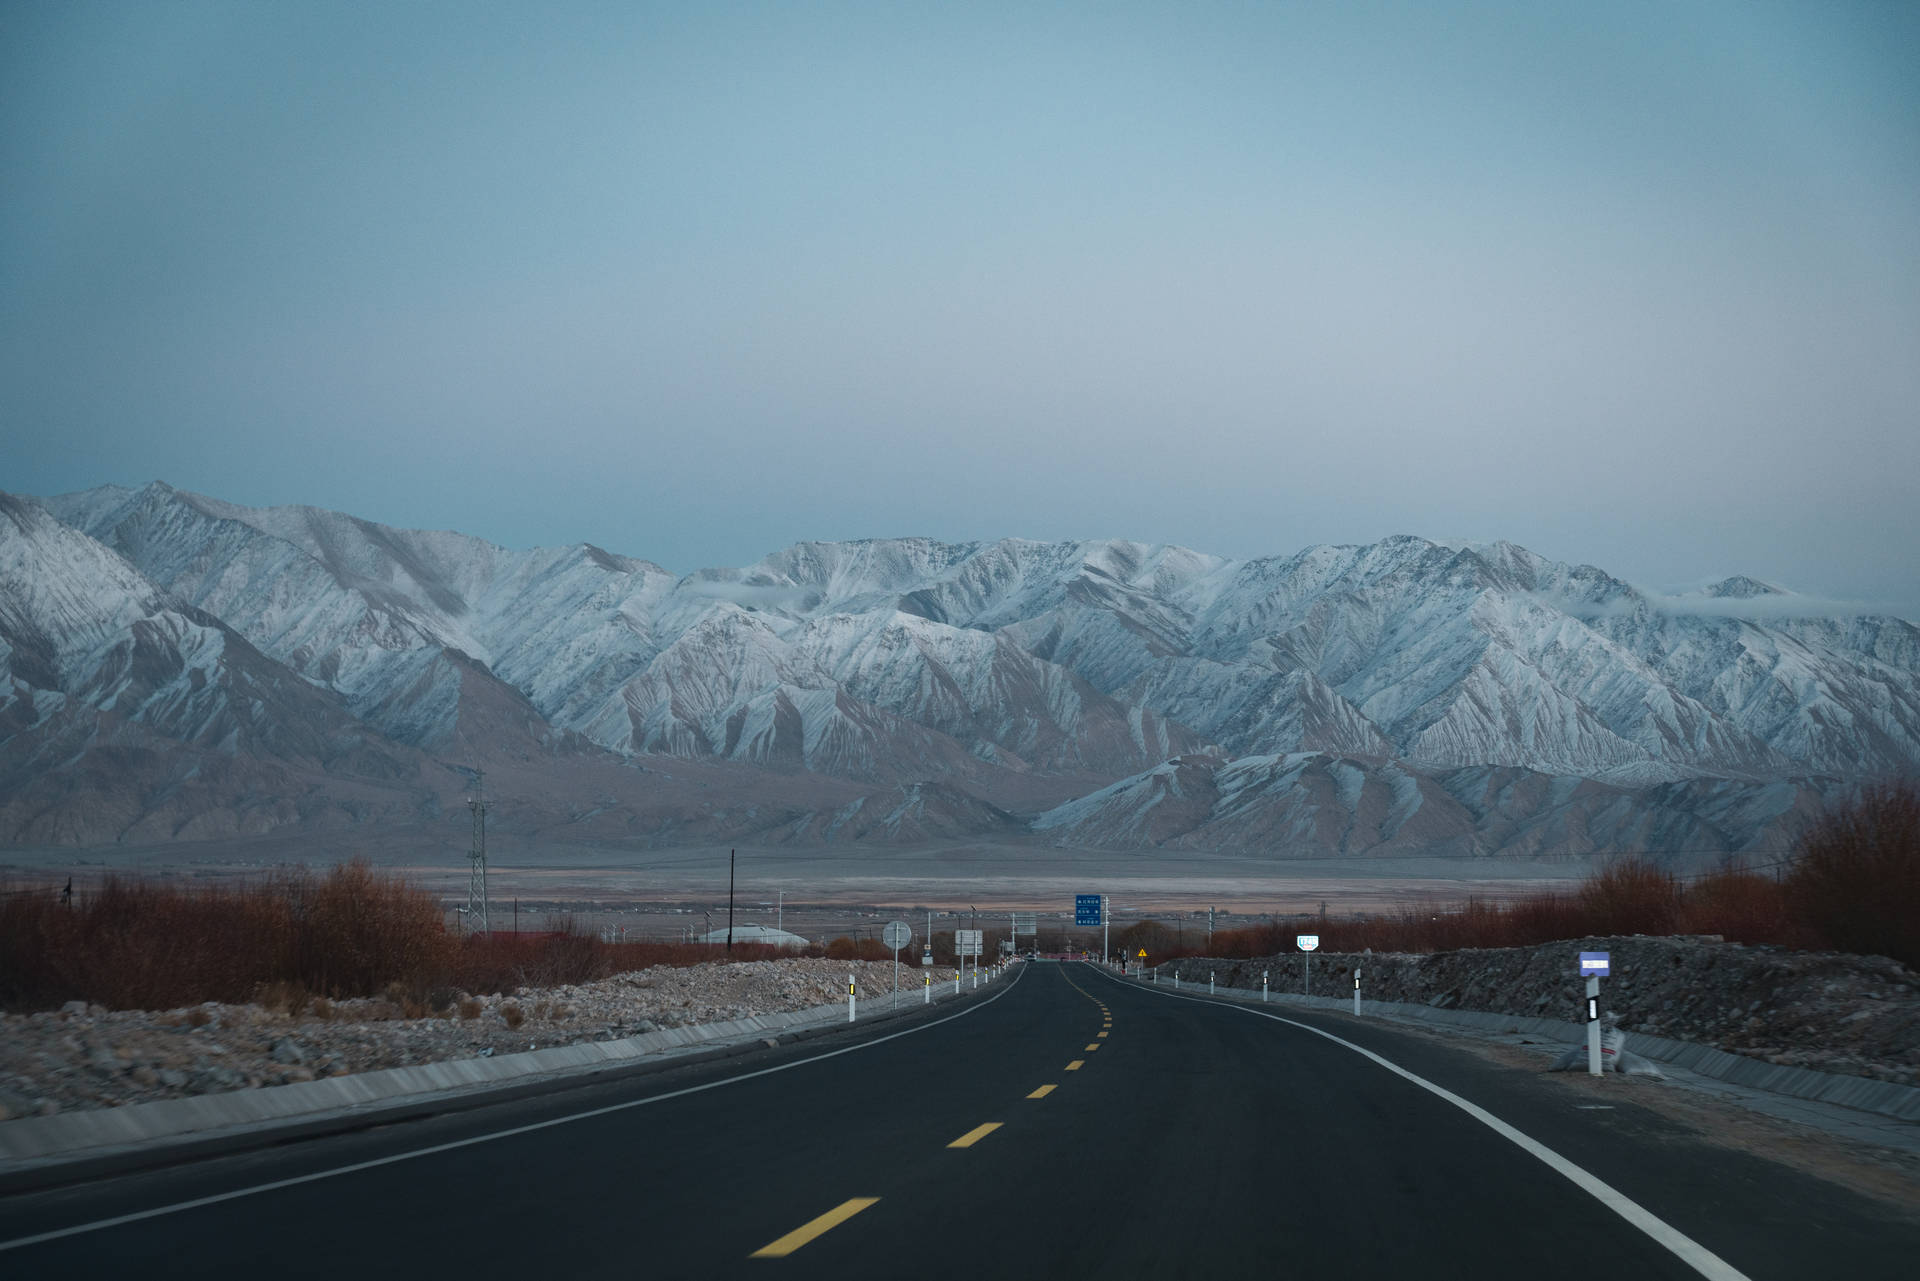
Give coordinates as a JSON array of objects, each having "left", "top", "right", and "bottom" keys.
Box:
[
  {"left": 0, "top": 958, "right": 958, "bottom": 1122},
  {"left": 1175, "top": 935, "right": 1920, "bottom": 1086}
]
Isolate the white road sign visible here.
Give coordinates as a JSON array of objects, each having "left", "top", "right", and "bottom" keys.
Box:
[
  {"left": 956, "top": 928, "right": 983, "bottom": 957},
  {"left": 883, "top": 921, "right": 912, "bottom": 951},
  {"left": 1297, "top": 934, "right": 1320, "bottom": 951}
]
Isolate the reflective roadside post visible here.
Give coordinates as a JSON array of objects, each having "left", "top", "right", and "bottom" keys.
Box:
[{"left": 1581, "top": 952, "right": 1610, "bottom": 1076}]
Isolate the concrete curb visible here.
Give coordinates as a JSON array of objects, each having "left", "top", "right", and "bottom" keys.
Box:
[
  {"left": 1146, "top": 977, "right": 1920, "bottom": 1123},
  {"left": 0, "top": 969, "right": 1011, "bottom": 1171}
]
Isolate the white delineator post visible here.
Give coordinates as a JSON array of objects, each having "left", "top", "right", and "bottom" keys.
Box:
[
  {"left": 1586, "top": 975, "right": 1602, "bottom": 1076},
  {"left": 1210, "top": 972, "right": 1215, "bottom": 995},
  {"left": 848, "top": 973, "right": 856, "bottom": 1023},
  {"left": 1262, "top": 970, "right": 1268, "bottom": 1003},
  {"left": 1354, "top": 967, "right": 1362, "bottom": 1017},
  {"left": 924, "top": 971, "right": 930, "bottom": 1004}
]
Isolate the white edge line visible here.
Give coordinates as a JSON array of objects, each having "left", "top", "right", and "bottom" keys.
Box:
[
  {"left": 1086, "top": 964, "right": 1751, "bottom": 1281},
  {"left": 0, "top": 967, "right": 1025, "bottom": 1254}
]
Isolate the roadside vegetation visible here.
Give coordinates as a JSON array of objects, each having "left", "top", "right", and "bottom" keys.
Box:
[
  {"left": 1120, "top": 779, "right": 1919, "bottom": 968},
  {"left": 0, "top": 861, "right": 798, "bottom": 1014},
  {"left": 3, "top": 780, "right": 1913, "bottom": 1013}
]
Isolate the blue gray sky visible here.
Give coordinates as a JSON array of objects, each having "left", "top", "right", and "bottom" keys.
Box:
[{"left": 5, "top": 1, "right": 1917, "bottom": 614}]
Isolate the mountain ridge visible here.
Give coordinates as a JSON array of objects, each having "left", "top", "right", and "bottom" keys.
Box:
[{"left": 6, "top": 481, "right": 1914, "bottom": 858}]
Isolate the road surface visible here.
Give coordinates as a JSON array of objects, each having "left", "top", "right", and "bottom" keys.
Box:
[{"left": 1, "top": 962, "right": 1912, "bottom": 1277}]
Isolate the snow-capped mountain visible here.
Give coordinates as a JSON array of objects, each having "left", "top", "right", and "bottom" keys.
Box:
[
  {"left": 6, "top": 481, "right": 1916, "bottom": 855},
  {"left": 0, "top": 494, "right": 429, "bottom": 844}
]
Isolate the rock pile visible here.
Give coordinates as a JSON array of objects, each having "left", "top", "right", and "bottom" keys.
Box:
[
  {"left": 1173, "top": 936, "right": 1920, "bottom": 1085},
  {"left": 0, "top": 958, "right": 958, "bottom": 1122}
]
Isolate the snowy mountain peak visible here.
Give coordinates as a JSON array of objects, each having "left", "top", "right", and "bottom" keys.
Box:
[
  {"left": 8, "top": 485, "right": 1917, "bottom": 854},
  {"left": 1704, "top": 575, "right": 1789, "bottom": 599}
]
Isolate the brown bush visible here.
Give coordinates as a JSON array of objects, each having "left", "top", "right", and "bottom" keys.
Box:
[
  {"left": 1677, "top": 868, "right": 1795, "bottom": 946},
  {"left": 1788, "top": 779, "right": 1920, "bottom": 966},
  {"left": 823, "top": 936, "right": 892, "bottom": 961},
  {"left": 1577, "top": 857, "right": 1682, "bottom": 936},
  {"left": 0, "top": 861, "right": 452, "bottom": 1012}
]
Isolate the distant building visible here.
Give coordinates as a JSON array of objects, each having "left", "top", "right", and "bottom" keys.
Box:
[{"left": 694, "top": 924, "right": 809, "bottom": 948}]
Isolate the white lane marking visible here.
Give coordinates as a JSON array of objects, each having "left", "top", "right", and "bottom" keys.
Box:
[
  {"left": 0, "top": 968, "right": 1026, "bottom": 1254},
  {"left": 1086, "top": 965, "right": 1750, "bottom": 1281}
]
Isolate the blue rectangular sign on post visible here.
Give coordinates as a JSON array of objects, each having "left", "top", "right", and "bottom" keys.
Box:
[
  {"left": 1579, "top": 951, "right": 1610, "bottom": 977},
  {"left": 1075, "top": 894, "right": 1102, "bottom": 926}
]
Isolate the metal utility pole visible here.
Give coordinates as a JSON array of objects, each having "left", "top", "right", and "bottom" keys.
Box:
[
  {"left": 466, "top": 771, "right": 490, "bottom": 936},
  {"left": 1208, "top": 905, "right": 1215, "bottom": 951},
  {"left": 727, "top": 848, "right": 736, "bottom": 952}
]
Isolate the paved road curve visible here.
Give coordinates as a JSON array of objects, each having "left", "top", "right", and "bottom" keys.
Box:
[{"left": 0, "top": 962, "right": 1913, "bottom": 1278}]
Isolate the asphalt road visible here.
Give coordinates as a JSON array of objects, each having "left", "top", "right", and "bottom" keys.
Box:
[{"left": 0, "top": 962, "right": 1913, "bottom": 1278}]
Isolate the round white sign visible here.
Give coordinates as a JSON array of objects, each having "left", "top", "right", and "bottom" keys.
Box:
[{"left": 883, "top": 920, "right": 912, "bottom": 951}]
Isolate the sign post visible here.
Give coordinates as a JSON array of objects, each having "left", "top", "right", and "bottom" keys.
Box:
[
  {"left": 1581, "top": 952, "right": 1610, "bottom": 1076},
  {"left": 1298, "top": 934, "right": 1320, "bottom": 995},
  {"left": 884, "top": 921, "right": 912, "bottom": 1010},
  {"left": 957, "top": 929, "right": 982, "bottom": 992},
  {"left": 1074, "top": 893, "right": 1104, "bottom": 962}
]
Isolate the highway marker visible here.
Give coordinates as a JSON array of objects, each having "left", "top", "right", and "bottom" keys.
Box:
[
  {"left": 1084, "top": 1043, "right": 1100, "bottom": 1052},
  {"left": 1097, "top": 1031, "right": 1108, "bottom": 1037},
  {"left": 1065, "top": 1059, "right": 1084, "bottom": 1071},
  {"left": 750, "top": 1197, "right": 880, "bottom": 1257},
  {"left": 948, "top": 1122, "right": 1003, "bottom": 1149},
  {"left": 1027, "top": 1085, "right": 1056, "bottom": 1099}
]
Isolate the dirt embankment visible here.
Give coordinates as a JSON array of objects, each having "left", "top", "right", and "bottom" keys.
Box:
[
  {"left": 0, "top": 958, "right": 957, "bottom": 1122},
  {"left": 1174, "top": 935, "right": 1920, "bottom": 1086}
]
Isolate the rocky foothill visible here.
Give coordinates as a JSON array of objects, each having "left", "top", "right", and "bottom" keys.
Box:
[
  {"left": 0, "top": 958, "right": 958, "bottom": 1123},
  {"left": 1174, "top": 935, "right": 1920, "bottom": 1086}
]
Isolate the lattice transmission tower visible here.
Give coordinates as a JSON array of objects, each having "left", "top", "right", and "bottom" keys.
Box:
[{"left": 467, "top": 770, "right": 490, "bottom": 935}]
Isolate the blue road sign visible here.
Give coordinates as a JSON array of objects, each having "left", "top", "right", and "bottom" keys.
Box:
[
  {"left": 1579, "top": 951, "right": 1610, "bottom": 977},
  {"left": 1075, "top": 894, "right": 1102, "bottom": 926}
]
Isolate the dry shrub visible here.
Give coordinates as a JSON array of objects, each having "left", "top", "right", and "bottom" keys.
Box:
[
  {"left": 458, "top": 997, "right": 482, "bottom": 1020},
  {"left": 1789, "top": 779, "right": 1920, "bottom": 966},
  {"left": 294, "top": 861, "right": 455, "bottom": 999},
  {"left": 0, "top": 860, "right": 456, "bottom": 1012},
  {"left": 310, "top": 997, "right": 335, "bottom": 1021},
  {"left": 1577, "top": 857, "right": 1682, "bottom": 936},
  {"left": 500, "top": 1002, "right": 525, "bottom": 1029},
  {"left": 824, "top": 936, "right": 892, "bottom": 961},
  {"left": 1678, "top": 868, "right": 1794, "bottom": 945}
]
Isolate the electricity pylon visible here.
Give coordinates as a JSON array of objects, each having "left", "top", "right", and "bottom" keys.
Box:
[{"left": 467, "top": 770, "right": 490, "bottom": 935}]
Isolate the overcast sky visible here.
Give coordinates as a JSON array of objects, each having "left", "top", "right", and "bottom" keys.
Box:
[{"left": 4, "top": 1, "right": 1917, "bottom": 614}]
